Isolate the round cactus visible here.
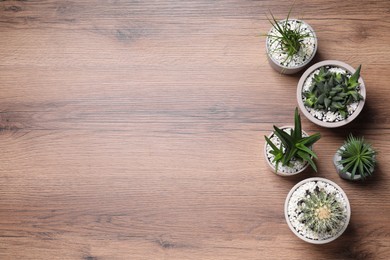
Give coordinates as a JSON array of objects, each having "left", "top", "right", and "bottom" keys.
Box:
[{"left": 299, "top": 186, "right": 346, "bottom": 234}]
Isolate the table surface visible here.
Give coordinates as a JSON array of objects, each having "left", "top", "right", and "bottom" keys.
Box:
[{"left": 1, "top": 0, "right": 390, "bottom": 259}]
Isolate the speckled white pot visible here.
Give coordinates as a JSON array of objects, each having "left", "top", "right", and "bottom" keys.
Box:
[
  {"left": 266, "top": 19, "right": 317, "bottom": 74},
  {"left": 285, "top": 177, "right": 351, "bottom": 244},
  {"left": 264, "top": 126, "right": 310, "bottom": 176},
  {"left": 297, "top": 60, "right": 366, "bottom": 128}
]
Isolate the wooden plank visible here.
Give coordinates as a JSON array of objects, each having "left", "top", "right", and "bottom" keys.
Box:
[{"left": 0, "top": 0, "right": 389, "bottom": 259}]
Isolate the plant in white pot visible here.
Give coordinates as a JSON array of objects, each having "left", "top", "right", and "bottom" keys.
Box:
[
  {"left": 264, "top": 108, "right": 321, "bottom": 176},
  {"left": 285, "top": 177, "right": 351, "bottom": 244},
  {"left": 297, "top": 60, "right": 366, "bottom": 128},
  {"left": 265, "top": 9, "right": 317, "bottom": 74},
  {"left": 333, "top": 134, "right": 377, "bottom": 181}
]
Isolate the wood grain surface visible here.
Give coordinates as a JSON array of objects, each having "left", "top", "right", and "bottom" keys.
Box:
[{"left": 1, "top": 0, "right": 390, "bottom": 259}]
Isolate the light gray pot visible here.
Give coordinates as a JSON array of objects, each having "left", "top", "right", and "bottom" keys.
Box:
[
  {"left": 264, "top": 126, "right": 310, "bottom": 176},
  {"left": 297, "top": 60, "right": 366, "bottom": 128},
  {"left": 285, "top": 177, "right": 351, "bottom": 244},
  {"left": 333, "top": 146, "right": 375, "bottom": 181},
  {"left": 266, "top": 19, "right": 317, "bottom": 74}
]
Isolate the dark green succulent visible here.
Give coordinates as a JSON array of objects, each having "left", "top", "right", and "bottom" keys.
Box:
[
  {"left": 303, "top": 65, "right": 363, "bottom": 119},
  {"left": 338, "top": 134, "right": 377, "bottom": 180},
  {"left": 299, "top": 186, "right": 346, "bottom": 234},
  {"left": 265, "top": 108, "right": 321, "bottom": 172},
  {"left": 266, "top": 8, "right": 313, "bottom": 65}
]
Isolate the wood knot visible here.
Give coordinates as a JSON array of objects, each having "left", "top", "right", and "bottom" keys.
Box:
[
  {"left": 156, "top": 237, "right": 176, "bottom": 249},
  {"left": 354, "top": 25, "right": 370, "bottom": 41},
  {"left": 5, "top": 6, "right": 22, "bottom": 12}
]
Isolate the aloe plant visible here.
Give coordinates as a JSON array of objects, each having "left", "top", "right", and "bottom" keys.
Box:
[
  {"left": 266, "top": 8, "right": 313, "bottom": 65},
  {"left": 265, "top": 108, "right": 321, "bottom": 172},
  {"left": 338, "top": 134, "right": 376, "bottom": 180},
  {"left": 299, "top": 186, "right": 346, "bottom": 234},
  {"left": 303, "top": 65, "right": 363, "bottom": 118}
]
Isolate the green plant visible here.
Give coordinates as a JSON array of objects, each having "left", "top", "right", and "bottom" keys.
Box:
[
  {"left": 338, "top": 134, "right": 376, "bottom": 179},
  {"left": 303, "top": 65, "right": 363, "bottom": 118},
  {"left": 299, "top": 186, "right": 346, "bottom": 234},
  {"left": 266, "top": 8, "right": 313, "bottom": 65},
  {"left": 265, "top": 108, "right": 321, "bottom": 172}
]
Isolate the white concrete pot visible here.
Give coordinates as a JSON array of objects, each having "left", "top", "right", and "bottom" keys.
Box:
[
  {"left": 285, "top": 177, "right": 351, "bottom": 244},
  {"left": 266, "top": 19, "right": 317, "bottom": 74},
  {"left": 297, "top": 60, "right": 366, "bottom": 128},
  {"left": 264, "top": 126, "right": 310, "bottom": 176}
]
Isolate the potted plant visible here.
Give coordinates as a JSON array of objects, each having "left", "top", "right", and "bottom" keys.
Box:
[
  {"left": 297, "top": 60, "right": 366, "bottom": 128},
  {"left": 285, "top": 177, "right": 351, "bottom": 244},
  {"left": 333, "top": 134, "right": 377, "bottom": 181},
  {"left": 264, "top": 108, "right": 321, "bottom": 176},
  {"left": 265, "top": 9, "right": 317, "bottom": 74}
]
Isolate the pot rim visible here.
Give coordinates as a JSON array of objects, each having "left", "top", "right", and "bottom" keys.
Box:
[{"left": 296, "top": 60, "right": 366, "bottom": 128}]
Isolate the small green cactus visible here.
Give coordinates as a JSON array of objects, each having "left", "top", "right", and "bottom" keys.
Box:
[
  {"left": 299, "top": 187, "right": 345, "bottom": 234},
  {"left": 303, "top": 65, "right": 363, "bottom": 119}
]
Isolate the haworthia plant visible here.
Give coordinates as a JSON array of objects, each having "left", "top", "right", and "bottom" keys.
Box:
[{"left": 303, "top": 65, "right": 363, "bottom": 119}]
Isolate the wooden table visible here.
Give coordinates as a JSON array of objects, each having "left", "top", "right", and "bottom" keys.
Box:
[{"left": 1, "top": 1, "right": 389, "bottom": 259}]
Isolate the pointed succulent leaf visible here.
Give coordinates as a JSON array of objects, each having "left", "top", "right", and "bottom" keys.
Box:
[
  {"left": 296, "top": 143, "right": 317, "bottom": 159},
  {"left": 332, "top": 96, "right": 344, "bottom": 102},
  {"left": 265, "top": 135, "right": 279, "bottom": 152},
  {"left": 339, "top": 110, "right": 347, "bottom": 118},
  {"left": 283, "top": 146, "right": 298, "bottom": 166},
  {"left": 324, "top": 97, "right": 331, "bottom": 108},
  {"left": 297, "top": 151, "right": 317, "bottom": 172},
  {"left": 304, "top": 99, "right": 314, "bottom": 107},
  {"left": 338, "top": 92, "right": 348, "bottom": 98},
  {"left": 293, "top": 108, "right": 302, "bottom": 140},
  {"left": 317, "top": 93, "right": 325, "bottom": 104},
  {"left": 299, "top": 133, "right": 321, "bottom": 147},
  {"left": 332, "top": 102, "right": 343, "bottom": 109},
  {"left": 347, "top": 81, "right": 359, "bottom": 89},
  {"left": 273, "top": 126, "right": 293, "bottom": 149},
  {"left": 348, "top": 90, "right": 359, "bottom": 101},
  {"left": 349, "top": 65, "right": 361, "bottom": 85}
]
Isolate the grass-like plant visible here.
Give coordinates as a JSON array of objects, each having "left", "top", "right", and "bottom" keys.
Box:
[
  {"left": 303, "top": 65, "right": 363, "bottom": 118},
  {"left": 266, "top": 8, "right": 313, "bottom": 65},
  {"left": 338, "top": 134, "right": 376, "bottom": 179},
  {"left": 265, "top": 108, "right": 321, "bottom": 172},
  {"left": 299, "top": 186, "right": 346, "bottom": 234}
]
